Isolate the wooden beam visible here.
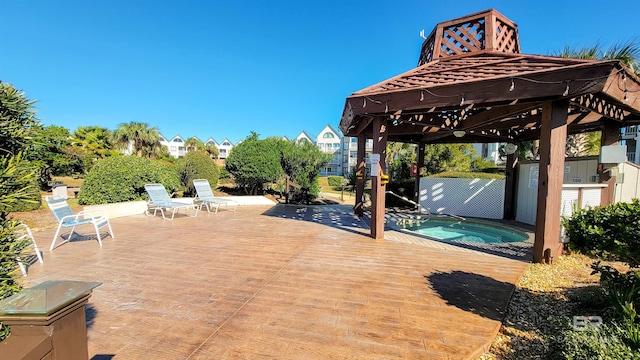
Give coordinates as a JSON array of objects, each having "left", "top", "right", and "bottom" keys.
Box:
[
  {"left": 503, "top": 150, "right": 518, "bottom": 219},
  {"left": 414, "top": 142, "right": 425, "bottom": 204},
  {"left": 354, "top": 133, "right": 366, "bottom": 217},
  {"left": 461, "top": 103, "right": 540, "bottom": 130},
  {"left": 371, "top": 117, "right": 388, "bottom": 240},
  {"left": 598, "top": 121, "right": 620, "bottom": 206},
  {"left": 533, "top": 100, "right": 568, "bottom": 264}
]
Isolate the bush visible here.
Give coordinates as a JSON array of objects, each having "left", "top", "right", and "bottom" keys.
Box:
[
  {"left": 179, "top": 151, "right": 220, "bottom": 197},
  {"left": 226, "top": 133, "right": 284, "bottom": 194},
  {"left": 554, "top": 322, "right": 640, "bottom": 359},
  {"left": 327, "top": 176, "right": 344, "bottom": 188},
  {"left": 78, "top": 156, "right": 180, "bottom": 205},
  {"left": 427, "top": 171, "right": 505, "bottom": 179},
  {"left": 564, "top": 199, "right": 640, "bottom": 267}
]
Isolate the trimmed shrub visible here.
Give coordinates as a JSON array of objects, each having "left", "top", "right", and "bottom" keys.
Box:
[
  {"left": 179, "top": 151, "right": 220, "bottom": 197},
  {"left": 427, "top": 171, "right": 505, "bottom": 179},
  {"left": 78, "top": 156, "right": 180, "bottom": 205},
  {"left": 564, "top": 199, "right": 640, "bottom": 267},
  {"left": 327, "top": 176, "right": 344, "bottom": 188}
]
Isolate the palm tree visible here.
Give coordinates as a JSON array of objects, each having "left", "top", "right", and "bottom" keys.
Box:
[
  {"left": 386, "top": 141, "right": 415, "bottom": 180},
  {"left": 111, "top": 122, "right": 163, "bottom": 158},
  {"left": 71, "top": 126, "right": 115, "bottom": 159},
  {"left": 184, "top": 137, "right": 204, "bottom": 152},
  {"left": 555, "top": 41, "right": 640, "bottom": 157}
]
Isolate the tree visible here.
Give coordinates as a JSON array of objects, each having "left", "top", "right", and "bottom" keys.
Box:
[
  {"left": 26, "top": 125, "right": 85, "bottom": 182},
  {"left": 386, "top": 142, "right": 415, "bottom": 181},
  {"left": 184, "top": 137, "right": 204, "bottom": 152},
  {"left": 111, "top": 122, "right": 164, "bottom": 158},
  {"left": 280, "top": 140, "right": 331, "bottom": 203},
  {"left": 69, "top": 126, "right": 118, "bottom": 173},
  {"left": 555, "top": 41, "right": 640, "bottom": 157},
  {"left": 225, "top": 132, "right": 284, "bottom": 194},
  {"left": 0, "top": 83, "right": 40, "bottom": 340},
  {"left": 423, "top": 144, "right": 476, "bottom": 175}
]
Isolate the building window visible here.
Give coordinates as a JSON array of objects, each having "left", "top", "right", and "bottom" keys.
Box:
[
  {"left": 173, "top": 138, "right": 183, "bottom": 143},
  {"left": 171, "top": 146, "right": 177, "bottom": 151},
  {"left": 222, "top": 141, "right": 231, "bottom": 146},
  {"left": 323, "top": 132, "right": 335, "bottom": 138}
]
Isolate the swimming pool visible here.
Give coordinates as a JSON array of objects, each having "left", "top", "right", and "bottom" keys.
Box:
[{"left": 398, "top": 216, "right": 529, "bottom": 244}]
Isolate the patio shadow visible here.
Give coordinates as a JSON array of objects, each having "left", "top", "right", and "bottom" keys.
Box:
[
  {"left": 427, "top": 270, "right": 516, "bottom": 321},
  {"left": 261, "top": 204, "right": 370, "bottom": 237}
]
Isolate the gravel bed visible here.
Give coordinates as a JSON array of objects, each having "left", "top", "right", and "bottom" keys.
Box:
[{"left": 477, "top": 253, "right": 604, "bottom": 359}]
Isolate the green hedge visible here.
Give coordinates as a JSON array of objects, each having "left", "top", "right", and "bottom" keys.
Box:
[
  {"left": 179, "top": 151, "right": 220, "bottom": 197},
  {"left": 564, "top": 199, "right": 640, "bottom": 267},
  {"left": 78, "top": 156, "right": 180, "bottom": 205},
  {"left": 427, "top": 171, "right": 505, "bottom": 179},
  {"left": 327, "top": 176, "right": 344, "bottom": 188}
]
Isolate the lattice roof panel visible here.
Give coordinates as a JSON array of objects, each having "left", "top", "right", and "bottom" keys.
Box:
[{"left": 418, "top": 9, "right": 520, "bottom": 66}]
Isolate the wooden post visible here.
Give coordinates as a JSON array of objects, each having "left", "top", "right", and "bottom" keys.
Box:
[
  {"left": 598, "top": 121, "right": 620, "bottom": 205},
  {"left": 503, "top": 150, "right": 518, "bottom": 219},
  {"left": 533, "top": 100, "right": 568, "bottom": 264},
  {"left": 354, "top": 133, "right": 366, "bottom": 217},
  {"left": 414, "top": 142, "right": 425, "bottom": 205},
  {"left": 371, "top": 117, "right": 388, "bottom": 239}
]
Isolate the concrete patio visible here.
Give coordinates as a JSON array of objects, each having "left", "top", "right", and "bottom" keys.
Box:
[{"left": 20, "top": 203, "right": 528, "bottom": 359}]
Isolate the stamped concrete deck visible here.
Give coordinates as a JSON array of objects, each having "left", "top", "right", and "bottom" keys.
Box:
[{"left": 21, "top": 204, "right": 528, "bottom": 360}]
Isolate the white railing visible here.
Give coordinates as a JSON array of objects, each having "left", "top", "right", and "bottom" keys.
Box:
[
  {"left": 623, "top": 126, "right": 638, "bottom": 137},
  {"left": 627, "top": 152, "right": 636, "bottom": 163}
]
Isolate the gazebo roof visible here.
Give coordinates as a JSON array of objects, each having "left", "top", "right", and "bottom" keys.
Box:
[{"left": 339, "top": 9, "right": 640, "bottom": 144}]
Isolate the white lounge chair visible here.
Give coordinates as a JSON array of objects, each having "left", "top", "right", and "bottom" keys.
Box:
[
  {"left": 46, "top": 195, "right": 115, "bottom": 250},
  {"left": 144, "top": 184, "right": 199, "bottom": 220},
  {"left": 193, "top": 179, "right": 238, "bottom": 213},
  {"left": 15, "top": 223, "right": 43, "bottom": 276}
]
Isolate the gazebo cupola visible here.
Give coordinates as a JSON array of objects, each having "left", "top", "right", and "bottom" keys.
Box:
[{"left": 418, "top": 9, "right": 520, "bottom": 65}]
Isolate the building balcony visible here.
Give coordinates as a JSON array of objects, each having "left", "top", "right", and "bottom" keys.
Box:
[{"left": 622, "top": 125, "right": 638, "bottom": 139}]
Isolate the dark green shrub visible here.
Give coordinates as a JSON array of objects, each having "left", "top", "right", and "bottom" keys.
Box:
[
  {"left": 179, "top": 151, "right": 220, "bottom": 197},
  {"left": 78, "top": 156, "right": 180, "bottom": 205},
  {"left": 564, "top": 199, "right": 640, "bottom": 267},
  {"left": 592, "top": 263, "right": 640, "bottom": 323},
  {"left": 327, "top": 176, "right": 344, "bottom": 188},
  {"left": 427, "top": 171, "right": 505, "bottom": 179},
  {"left": 554, "top": 322, "right": 640, "bottom": 359}
]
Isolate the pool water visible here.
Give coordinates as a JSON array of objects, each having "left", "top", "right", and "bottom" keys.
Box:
[{"left": 399, "top": 218, "right": 528, "bottom": 243}]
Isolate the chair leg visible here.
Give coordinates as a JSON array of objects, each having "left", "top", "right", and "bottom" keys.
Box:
[
  {"left": 50, "top": 224, "right": 65, "bottom": 251},
  {"left": 16, "top": 257, "right": 27, "bottom": 277},
  {"left": 106, "top": 220, "right": 115, "bottom": 239},
  {"left": 93, "top": 223, "right": 103, "bottom": 247}
]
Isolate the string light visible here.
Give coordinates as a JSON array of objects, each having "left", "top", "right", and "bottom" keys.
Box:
[
  {"left": 363, "top": 98, "right": 366, "bottom": 108},
  {"left": 385, "top": 102, "right": 388, "bottom": 113},
  {"left": 563, "top": 82, "right": 569, "bottom": 97},
  {"left": 509, "top": 78, "right": 515, "bottom": 91},
  {"left": 460, "top": 93, "right": 465, "bottom": 106},
  {"left": 420, "top": 90, "right": 424, "bottom": 101}
]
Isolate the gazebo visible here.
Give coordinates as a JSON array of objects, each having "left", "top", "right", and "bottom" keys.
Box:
[{"left": 338, "top": 9, "right": 640, "bottom": 263}]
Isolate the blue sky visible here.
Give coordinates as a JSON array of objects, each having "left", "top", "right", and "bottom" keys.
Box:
[{"left": 2, "top": 1, "right": 639, "bottom": 143}]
